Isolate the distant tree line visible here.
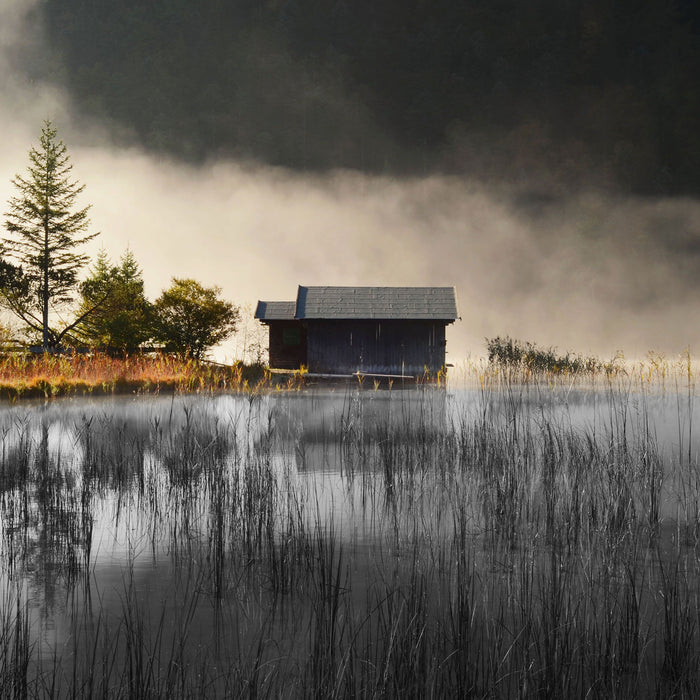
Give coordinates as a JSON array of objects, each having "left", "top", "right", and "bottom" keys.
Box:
[
  {"left": 22, "top": 0, "right": 700, "bottom": 194},
  {"left": 1, "top": 123, "right": 238, "bottom": 359}
]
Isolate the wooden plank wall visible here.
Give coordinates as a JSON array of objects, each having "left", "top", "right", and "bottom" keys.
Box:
[
  {"left": 268, "top": 322, "right": 307, "bottom": 369},
  {"left": 306, "top": 320, "right": 446, "bottom": 375}
]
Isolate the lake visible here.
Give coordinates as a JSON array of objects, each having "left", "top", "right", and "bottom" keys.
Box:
[{"left": 2, "top": 375, "right": 700, "bottom": 697}]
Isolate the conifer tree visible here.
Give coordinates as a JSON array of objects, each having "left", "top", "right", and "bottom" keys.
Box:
[
  {"left": 2, "top": 121, "right": 98, "bottom": 348},
  {"left": 77, "top": 248, "right": 152, "bottom": 350}
]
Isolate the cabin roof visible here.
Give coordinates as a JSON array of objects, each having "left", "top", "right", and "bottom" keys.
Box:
[
  {"left": 297, "top": 286, "right": 458, "bottom": 320},
  {"left": 255, "top": 286, "right": 459, "bottom": 321},
  {"left": 254, "top": 301, "right": 296, "bottom": 321}
]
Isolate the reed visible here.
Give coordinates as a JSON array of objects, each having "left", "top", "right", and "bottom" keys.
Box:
[
  {"left": 0, "top": 369, "right": 699, "bottom": 697},
  {"left": 0, "top": 354, "right": 283, "bottom": 400}
]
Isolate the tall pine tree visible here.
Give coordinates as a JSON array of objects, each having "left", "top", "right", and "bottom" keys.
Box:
[{"left": 2, "top": 121, "right": 98, "bottom": 348}]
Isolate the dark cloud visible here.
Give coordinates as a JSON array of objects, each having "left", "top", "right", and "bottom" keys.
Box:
[
  {"left": 2, "top": 1, "right": 700, "bottom": 362},
  {"left": 21, "top": 0, "right": 700, "bottom": 196}
]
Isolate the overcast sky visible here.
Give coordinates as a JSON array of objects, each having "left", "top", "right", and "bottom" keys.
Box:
[{"left": 2, "top": 0, "right": 700, "bottom": 362}]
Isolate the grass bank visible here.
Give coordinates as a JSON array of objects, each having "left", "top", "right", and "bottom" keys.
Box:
[{"left": 0, "top": 354, "right": 283, "bottom": 400}]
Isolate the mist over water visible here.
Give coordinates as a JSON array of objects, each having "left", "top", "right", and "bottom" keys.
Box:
[
  {"left": 1, "top": 1, "right": 700, "bottom": 361},
  {"left": 1, "top": 383, "right": 699, "bottom": 696}
]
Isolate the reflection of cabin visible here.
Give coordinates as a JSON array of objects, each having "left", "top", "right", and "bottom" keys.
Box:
[{"left": 255, "top": 286, "right": 459, "bottom": 376}]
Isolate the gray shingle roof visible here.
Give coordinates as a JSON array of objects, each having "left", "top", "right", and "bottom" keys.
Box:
[
  {"left": 256, "top": 287, "right": 459, "bottom": 321},
  {"left": 296, "top": 286, "right": 458, "bottom": 320},
  {"left": 255, "top": 301, "right": 296, "bottom": 321}
]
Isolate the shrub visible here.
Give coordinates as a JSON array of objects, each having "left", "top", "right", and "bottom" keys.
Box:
[{"left": 486, "top": 336, "right": 604, "bottom": 374}]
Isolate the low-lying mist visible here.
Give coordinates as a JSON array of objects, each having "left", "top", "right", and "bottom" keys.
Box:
[{"left": 1, "top": 0, "right": 699, "bottom": 362}]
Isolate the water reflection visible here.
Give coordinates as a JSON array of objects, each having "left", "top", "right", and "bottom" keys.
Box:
[{"left": 1, "top": 384, "right": 700, "bottom": 696}]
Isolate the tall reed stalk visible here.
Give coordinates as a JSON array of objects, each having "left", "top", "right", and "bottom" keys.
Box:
[{"left": 0, "top": 369, "right": 698, "bottom": 697}]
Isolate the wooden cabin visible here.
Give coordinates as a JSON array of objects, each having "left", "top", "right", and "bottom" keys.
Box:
[{"left": 255, "top": 286, "right": 459, "bottom": 377}]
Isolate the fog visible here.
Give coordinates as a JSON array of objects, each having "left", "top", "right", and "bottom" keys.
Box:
[{"left": 2, "top": 0, "right": 699, "bottom": 362}]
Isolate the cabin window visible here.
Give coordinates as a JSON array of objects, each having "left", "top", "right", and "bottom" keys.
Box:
[{"left": 283, "top": 327, "right": 301, "bottom": 346}]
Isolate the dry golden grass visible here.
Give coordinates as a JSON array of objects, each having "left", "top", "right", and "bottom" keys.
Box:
[
  {"left": 449, "top": 348, "right": 698, "bottom": 394},
  {"left": 0, "top": 353, "right": 279, "bottom": 399}
]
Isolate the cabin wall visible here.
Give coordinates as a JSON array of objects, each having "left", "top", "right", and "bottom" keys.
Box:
[
  {"left": 306, "top": 320, "right": 446, "bottom": 375},
  {"left": 267, "top": 321, "right": 307, "bottom": 369}
]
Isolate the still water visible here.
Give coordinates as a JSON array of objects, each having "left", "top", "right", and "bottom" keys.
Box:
[{"left": 1, "top": 381, "right": 700, "bottom": 696}]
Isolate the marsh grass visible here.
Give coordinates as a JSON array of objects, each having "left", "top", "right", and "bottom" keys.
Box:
[
  {"left": 0, "top": 354, "right": 278, "bottom": 400},
  {"left": 486, "top": 336, "right": 614, "bottom": 375},
  {"left": 0, "top": 368, "right": 700, "bottom": 697}
]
